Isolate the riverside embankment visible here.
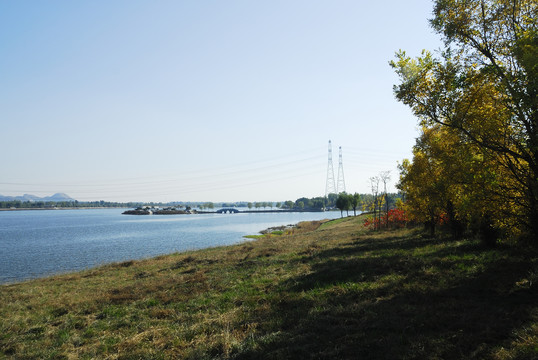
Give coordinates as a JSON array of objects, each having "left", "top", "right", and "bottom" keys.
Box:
[{"left": 2, "top": 216, "right": 538, "bottom": 359}]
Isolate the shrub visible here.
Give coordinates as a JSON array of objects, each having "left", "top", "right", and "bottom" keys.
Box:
[{"left": 363, "top": 208, "right": 409, "bottom": 229}]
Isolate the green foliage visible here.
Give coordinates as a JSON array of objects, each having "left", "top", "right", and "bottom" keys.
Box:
[
  {"left": 283, "top": 200, "right": 294, "bottom": 209},
  {"left": 350, "top": 193, "right": 361, "bottom": 216},
  {"left": 335, "top": 193, "right": 352, "bottom": 217}
]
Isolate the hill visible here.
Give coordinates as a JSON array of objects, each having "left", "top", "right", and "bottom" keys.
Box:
[
  {"left": 0, "top": 193, "right": 75, "bottom": 202},
  {"left": 1, "top": 217, "right": 537, "bottom": 359}
]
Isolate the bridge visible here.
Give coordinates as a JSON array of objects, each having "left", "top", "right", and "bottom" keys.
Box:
[{"left": 216, "top": 208, "right": 240, "bottom": 214}]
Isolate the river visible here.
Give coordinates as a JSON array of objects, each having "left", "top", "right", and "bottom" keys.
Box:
[{"left": 0, "top": 208, "right": 340, "bottom": 284}]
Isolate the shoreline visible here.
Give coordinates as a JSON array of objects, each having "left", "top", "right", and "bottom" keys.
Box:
[
  {"left": 0, "top": 207, "right": 129, "bottom": 211},
  {"left": 124, "top": 209, "right": 329, "bottom": 215},
  {"left": 1, "top": 207, "right": 332, "bottom": 213},
  {"left": 2, "top": 219, "right": 534, "bottom": 359}
]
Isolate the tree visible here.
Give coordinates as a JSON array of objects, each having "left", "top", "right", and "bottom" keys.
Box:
[
  {"left": 311, "top": 197, "right": 326, "bottom": 210},
  {"left": 327, "top": 193, "right": 338, "bottom": 208},
  {"left": 392, "top": 0, "right": 538, "bottom": 241},
  {"left": 295, "top": 197, "right": 312, "bottom": 209},
  {"left": 379, "top": 171, "right": 391, "bottom": 227},
  {"left": 351, "top": 193, "right": 361, "bottom": 216},
  {"left": 336, "top": 192, "right": 351, "bottom": 218},
  {"left": 397, "top": 128, "right": 452, "bottom": 237},
  {"left": 369, "top": 177, "right": 380, "bottom": 230},
  {"left": 399, "top": 123, "right": 505, "bottom": 240}
]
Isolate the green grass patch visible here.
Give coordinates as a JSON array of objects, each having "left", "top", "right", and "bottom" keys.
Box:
[
  {"left": 1, "top": 218, "right": 538, "bottom": 359},
  {"left": 243, "top": 231, "right": 284, "bottom": 239},
  {"left": 319, "top": 214, "right": 365, "bottom": 229},
  {"left": 243, "top": 234, "right": 264, "bottom": 239}
]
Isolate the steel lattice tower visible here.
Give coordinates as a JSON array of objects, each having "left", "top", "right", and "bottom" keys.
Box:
[
  {"left": 337, "top": 146, "right": 346, "bottom": 194},
  {"left": 325, "top": 140, "right": 336, "bottom": 198}
]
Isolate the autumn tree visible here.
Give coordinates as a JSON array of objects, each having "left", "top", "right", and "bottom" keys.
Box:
[{"left": 392, "top": 0, "right": 538, "bottom": 241}]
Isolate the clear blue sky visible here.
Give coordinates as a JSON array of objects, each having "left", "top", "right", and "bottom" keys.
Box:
[{"left": 1, "top": 1, "right": 441, "bottom": 203}]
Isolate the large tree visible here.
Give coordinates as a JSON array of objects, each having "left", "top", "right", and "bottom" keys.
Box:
[
  {"left": 392, "top": 0, "right": 537, "bottom": 240},
  {"left": 398, "top": 124, "right": 506, "bottom": 239}
]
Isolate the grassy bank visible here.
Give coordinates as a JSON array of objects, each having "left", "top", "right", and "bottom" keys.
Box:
[{"left": 1, "top": 217, "right": 538, "bottom": 359}]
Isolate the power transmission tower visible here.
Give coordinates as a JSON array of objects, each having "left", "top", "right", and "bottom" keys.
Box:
[
  {"left": 337, "top": 146, "right": 346, "bottom": 194},
  {"left": 325, "top": 140, "right": 336, "bottom": 200}
]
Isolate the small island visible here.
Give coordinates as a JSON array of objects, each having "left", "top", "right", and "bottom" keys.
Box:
[{"left": 122, "top": 206, "right": 197, "bottom": 215}]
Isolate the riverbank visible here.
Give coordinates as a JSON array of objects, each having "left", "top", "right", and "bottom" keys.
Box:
[
  {"left": 123, "top": 209, "right": 327, "bottom": 215},
  {"left": 0, "top": 207, "right": 127, "bottom": 211},
  {"left": 1, "top": 216, "right": 538, "bottom": 359}
]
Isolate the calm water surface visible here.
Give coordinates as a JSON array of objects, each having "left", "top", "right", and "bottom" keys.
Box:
[{"left": 0, "top": 209, "right": 340, "bottom": 284}]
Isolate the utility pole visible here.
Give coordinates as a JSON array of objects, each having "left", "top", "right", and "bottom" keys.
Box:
[
  {"left": 325, "top": 140, "right": 336, "bottom": 208},
  {"left": 337, "top": 146, "right": 346, "bottom": 194}
]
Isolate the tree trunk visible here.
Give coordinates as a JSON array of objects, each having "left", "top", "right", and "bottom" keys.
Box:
[
  {"left": 373, "top": 197, "right": 377, "bottom": 230},
  {"left": 527, "top": 172, "right": 538, "bottom": 242}
]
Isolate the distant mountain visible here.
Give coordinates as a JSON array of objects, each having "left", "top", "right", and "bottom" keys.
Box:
[
  {"left": 42, "top": 193, "right": 75, "bottom": 202},
  {"left": 0, "top": 193, "right": 76, "bottom": 202},
  {"left": 0, "top": 194, "right": 19, "bottom": 202},
  {"left": 21, "top": 194, "right": 41, "bottom": 202}
]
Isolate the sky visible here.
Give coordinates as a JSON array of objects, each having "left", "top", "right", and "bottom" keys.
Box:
[{"left": 0, "top": 1, "right": 442, "bottom": 203}]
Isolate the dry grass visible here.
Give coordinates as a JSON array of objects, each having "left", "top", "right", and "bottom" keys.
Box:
[{"left": 1, "top": 215, "right": 538, "bottom": 359}]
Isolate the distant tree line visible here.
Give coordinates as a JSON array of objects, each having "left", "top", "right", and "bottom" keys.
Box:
[
  {"left": 275, "top": 192, "right": 401, "bottom": 215},
  {"left": 0, "top": 194, "right": 400, "bottom": 215},
  {"left": 332, "top": 191, "right": 401, "bottom": 219}
]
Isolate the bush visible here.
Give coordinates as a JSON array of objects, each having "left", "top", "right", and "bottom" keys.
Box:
[{"left": 364, "top": 209, "right": 408, "bottom": 229}]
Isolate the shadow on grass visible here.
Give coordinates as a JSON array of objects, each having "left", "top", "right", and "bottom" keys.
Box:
[
  {"left": 318, "top": 232, "right": 436, "bottom": 259},
  {"left": 232, "top": 231, "right": 538, "bottom": 359}
]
